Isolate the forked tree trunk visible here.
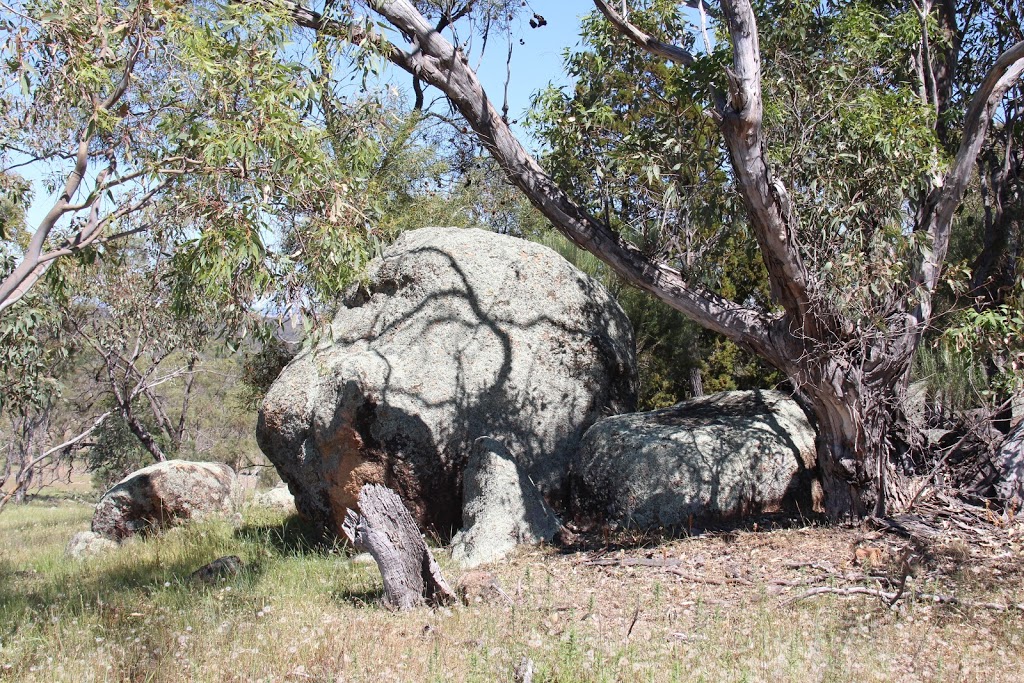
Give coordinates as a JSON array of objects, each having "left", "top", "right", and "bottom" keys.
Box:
[{"left": 796, "top": 360, "right": 918, "bottom": 519}]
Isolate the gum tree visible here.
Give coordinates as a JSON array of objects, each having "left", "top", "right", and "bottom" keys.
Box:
[
  {"left": 0, "top": 0, "right": 411, "bottom": 510},
  {"left": 275, "top": 0, "right": 1023, "bottom": 517},
  {"left": 0, "top": 0, "right": 391, "bottom": 318}
]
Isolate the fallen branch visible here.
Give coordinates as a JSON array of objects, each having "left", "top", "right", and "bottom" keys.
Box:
[
  {"left": 585, "top": 556, "right": 684, "bottom": 568},
  {"left": 784, "top": 560, "right": 838, "bottom": 572},
  {"left": 666, "top": 569, "right": 754, "bottom": 586},
  {"left": 585, "top": 555, "right": 753, "bottom": 585}
]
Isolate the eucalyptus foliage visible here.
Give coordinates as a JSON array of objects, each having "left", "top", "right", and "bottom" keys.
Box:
[{"left": 0, "top": 0, "right": 399, "bottom": 323}]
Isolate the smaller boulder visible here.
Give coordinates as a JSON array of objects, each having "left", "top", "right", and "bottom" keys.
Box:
[
  {"left": 451, "top": 437, "right": 562, "bottom": 568},
  {"left": 190, "top": 556, "right": 244, "bottom": 585},
  {"left": 92, "top": 460, "right": 236, "bottom": 541},
  {"left": 254, "top": 483, "right": 296, "bottom": 513},
  {"left": 350, "top": 552, "right": 376, "bottom": 565},
  {"left": 571, "top": 390, "right": 818, "bottom": 528},
  {"left": 65, "top": 531, "right": 117, "bottom": 559}
]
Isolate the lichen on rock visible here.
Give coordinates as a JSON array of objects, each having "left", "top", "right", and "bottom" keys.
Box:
[{"left": 257, "top": 227, "right": 637, "bottom": 536}]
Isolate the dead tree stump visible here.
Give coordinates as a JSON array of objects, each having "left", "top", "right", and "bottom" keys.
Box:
[{"left": 341, "top": 483, "right": 456, "bottom": 610}]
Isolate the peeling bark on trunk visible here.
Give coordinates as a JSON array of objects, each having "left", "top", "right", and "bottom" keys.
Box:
[
  {"left": 341, "top": 483, "right": 456, "bottom": 610},
  {"left": 793, "top": 356, "right": 920, "bottom": 518}
]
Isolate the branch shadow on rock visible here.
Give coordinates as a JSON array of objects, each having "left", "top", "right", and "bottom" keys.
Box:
[
  {"left": 261, "top": 238, "right": 636, "bottom": 542},
  {"left": 570, "top": 391, "right": 824, "bottom": 541}
]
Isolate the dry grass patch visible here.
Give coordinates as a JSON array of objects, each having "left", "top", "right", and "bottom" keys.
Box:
[{"left": 1, "top": 500, "right": 1022, "bottom": 682}]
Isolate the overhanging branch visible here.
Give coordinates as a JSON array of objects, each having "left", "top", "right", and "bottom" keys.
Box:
[
  {"left": 593, "top": 0, "right": 696, "bottom": 66},
  {"left": 919, "top": 40, "right": 1024, "bottom": 292},
  {"left": 598, "top": 0, "right": 817, "bottom": 330},
  {"left": 291, "top": 0, "right": 777, "bottom": 354}
]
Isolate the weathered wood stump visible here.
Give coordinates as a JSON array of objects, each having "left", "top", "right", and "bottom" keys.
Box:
[{"left": 341, "top": 483, "right": 456, "bottom": 610}]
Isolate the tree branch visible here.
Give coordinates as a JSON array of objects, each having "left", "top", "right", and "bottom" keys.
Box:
[
  {"left": 715, "top": 0, "right": 818, "bottom": 328},
  {"left": 0, "top": 138, "right": 91, "bottom": 310},
  {"left": 0, "top": 29, "right": 145, "bottom": 312},
  {"left": 297, "top": 0, "right": 775, "bottom": 354},
  {"left": 918, "top": 41, "right": 1024, "bottom": 293},
  {"left": 0, "top": 409, "right": 112, "bottom": 513},
  {"left": 592, "top": 0, "right": 696, "bottom": 66},
  {"left": 592, "top": 0, "right": 817, "bottom": 330},
  {"left": 0, "top": 177, "right": 166, "bottom": 314},
  {"left": 241, "top": 0, "right": 408, "bottom": 61}
]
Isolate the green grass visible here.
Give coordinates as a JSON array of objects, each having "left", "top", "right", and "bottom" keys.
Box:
[{"left": 1, "top": 500, "right": 1022, "bottom": 682}]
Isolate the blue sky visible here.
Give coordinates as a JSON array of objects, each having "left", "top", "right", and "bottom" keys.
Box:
[{"left": 472, "top": 1, "right": 594, "bottom": 139}]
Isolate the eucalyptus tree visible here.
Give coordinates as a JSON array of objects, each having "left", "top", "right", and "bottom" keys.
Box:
[
  {"left": 0, "top": 286, "right": 88, "bottom": 510},
  {"left": 62, "top": 242, "right": 217, "bottom": 464},
  {"left": 270, "top": 0, "right": 1022, "bottom": 517},
  {"left": 0, "top": 0, "right": 397, "bottom": 320},
  {"left": 0, "top": 0, "right": 413, "bottom": 509}
]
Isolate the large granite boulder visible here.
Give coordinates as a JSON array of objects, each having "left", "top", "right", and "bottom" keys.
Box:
[
  {"left": 571, "top": 390, "right": 818, "bottom": 528},
  {"left": 451, "top": 437, "right": 563, "bottom": 568},
  {"left": 257, "top": 227, "right": 637, "bottom": 535},
  {"left": 92, "top": 460, "right": 236, "bottom": 541}
]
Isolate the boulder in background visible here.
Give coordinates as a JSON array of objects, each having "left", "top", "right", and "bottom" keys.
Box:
[{"left": 92, "top": 460, "right": 236, "bottom": 541}]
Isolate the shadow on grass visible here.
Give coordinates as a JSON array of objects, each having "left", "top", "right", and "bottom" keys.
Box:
[
  {"left": 558, "top": 511, "right": 830, "bottom": 554},
  {"left": 0, "top": 518, "right": 283, "bottom": 624},
  {"left": 234, "top": 514, "right": 341, "bottom": 557},
  {"left": 0, "top": 552, "right": 267, "bottom": 625},
  {"left": 331, "top": 585, "right": 384, "bottom": 607}
]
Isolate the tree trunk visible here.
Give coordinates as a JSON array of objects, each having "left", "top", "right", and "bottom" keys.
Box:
[
  {"left": 689, "top": 366, "right": 704, "bottom": 398},
  {"left": 13, "top": 468, "right": 32, "bottom": 504},
  {"left": 798, "top": 362, "right": 919, "bottom": 519},
  {"left": 175, "top": 358, "right": 198, "bottom": 447},
  {"left": 122, "top": 407, "right": 168, "bottom": 463},
  {"left": 341, "top": 484, "right": 456, "bottom": 610}
]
